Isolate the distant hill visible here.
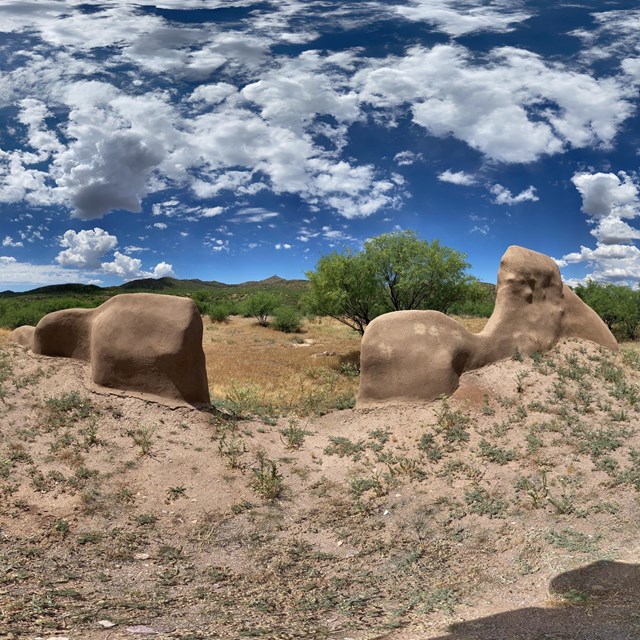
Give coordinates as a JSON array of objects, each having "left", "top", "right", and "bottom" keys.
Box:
[
  {"left": 0, "top": 283, "right": 103, "bottom": 298},
  {"left": 0, "top": 275, "right": 309, "bottom": 297}
]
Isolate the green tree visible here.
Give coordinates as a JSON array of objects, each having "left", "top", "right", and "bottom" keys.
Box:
[
  {"left": 305, "top": 250, "right": 385, "bottom": 334},
  {"left": 575, "top": 280, "right": 640, "bottom": 340},
  {"left": 365, "top": 230, "right": 474, "bottom": 312},
  {"left": 306, "top": 230, "right": 478, "bottom": 334},
  {"left": 272, "top": 306, "right": 302, "bottom": 333},
  {"left": 244, "top": 292, "right": 279, "bottom": 327}
]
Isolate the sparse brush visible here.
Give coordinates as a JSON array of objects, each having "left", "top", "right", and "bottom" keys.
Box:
[
  {"left": 127, "top": 425, "right": 155, "bottom": 457},
  {"left": 166, "top": 485, "right": 187, "bottom": 502},
  {"left": 434, "top": 398, "right": 470, "bottom": 447},
  {"left": 42, "top": 391, "right": 95, "bottom": 430},
  {"left": 279, "top": 420, "right": 309, "bottom": 450},
  {"left": 515, "top": 370, "right": 529, "bottom": 394},
  {"left": 218, "top": 433, "right": 247, "bottom": 470},
  {"left": 250, "top": 450, "right": 284, "bottom": 501},
  {"left": 515, "top": 473, "right": 548, "bottom": 508},
  {"left": 218, "top": 381, "right": 273, "bottom": 419}
]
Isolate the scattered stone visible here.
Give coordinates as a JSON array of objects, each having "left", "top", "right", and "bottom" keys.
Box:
[{"left": 98, "top": 619, "right": 116, "bottom": 628}]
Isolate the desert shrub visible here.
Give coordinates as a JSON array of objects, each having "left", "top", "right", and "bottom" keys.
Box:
[
  {"left": 272, "top": 306, "right": 302, "bottom": 332},
  {"left": 0, "top": 296, "right": 103, "bottom": 329},
  {"left": 244, "top": 292, "right": 279, "bottom": 327},
  {"left": 448, "top": 298, "right": 494, "bottom": 317},
  {"left": 191, "top": 291, "right": 212, "bottom": 314},
  {"left": 574, "top": 281, "right": 640, "bottom": 340},
  {"left": 208, "top": 302, "right": 232, "bottom": 323}
]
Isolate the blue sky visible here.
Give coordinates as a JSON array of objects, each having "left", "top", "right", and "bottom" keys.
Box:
[{"left": 0, "top": 0, "right": 639, "bottom": 291}]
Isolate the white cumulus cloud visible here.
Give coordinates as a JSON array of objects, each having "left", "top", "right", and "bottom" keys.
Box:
[
  {"left": 438, "top": 170, "right": 477, "bottom": 186},
  {"left": 55, "top": 228, "right": 118, "bottom": 268},
  {"left": 490, "top": 184, "right": 538, "bottom": 205}
]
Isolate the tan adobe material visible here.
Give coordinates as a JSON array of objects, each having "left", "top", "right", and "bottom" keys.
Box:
[
  {"left": 30, "top": 293, "right": 210, "bottom": 405},
  {"left": 9, "top": 325, "right": 35, "bottom": 349},
  {"left": 357, "top": 245, "right": 618, "bottom": 407}
]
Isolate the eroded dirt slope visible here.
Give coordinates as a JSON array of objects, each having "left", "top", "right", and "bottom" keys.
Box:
[{"left": 1, "top": 337, "right": 639, "bottom": 639}]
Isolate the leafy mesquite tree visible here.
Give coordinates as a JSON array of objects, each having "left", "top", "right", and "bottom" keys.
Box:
[
  {"left": 574, "top": 280, "right": 640, "bottom": 340},
  {"left": 244, "top": 292, "right": 279, "bottom": 327},
  {"left": 306, "top": 230, "right": 478, "bottom": 334}
]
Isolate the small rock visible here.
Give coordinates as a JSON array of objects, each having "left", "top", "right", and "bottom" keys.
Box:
[
  {"left": 98, "top": 619, "right": 116, "bottom": 628},
  {"left": 134, "top": 553, "right": 150, "bottom": 560}
]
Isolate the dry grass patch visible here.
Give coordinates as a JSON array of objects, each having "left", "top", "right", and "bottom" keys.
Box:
[
  {"left": 203, "top": 314, "right": 487, "bottom": 416},
  {"left": 204, "top": 315, "right": 361, "bottom": 415}
]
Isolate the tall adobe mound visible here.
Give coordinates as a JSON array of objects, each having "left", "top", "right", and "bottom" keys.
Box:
[
  {"left": 31, "top": 293, "right": 210, "bottom": 405},
  {"left": 357, "top": 245, "right": 617, "bottom": 407}
]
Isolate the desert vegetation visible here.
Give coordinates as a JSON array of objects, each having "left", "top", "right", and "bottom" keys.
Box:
[
  {"left": 1, "top": 236, "right": 640, "bottom": 638},
  {"left": 0, "top": 329, "right": 639, "bottom": 638}
]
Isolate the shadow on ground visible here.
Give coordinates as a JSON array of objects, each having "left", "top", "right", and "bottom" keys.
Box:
[{"left": 432, "top": 561, "right": 640, "bottom": 640}]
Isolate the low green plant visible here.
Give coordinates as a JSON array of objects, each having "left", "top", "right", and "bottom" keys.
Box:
[
  {"left": 515, "top": 473, "right": 549, "bottom": 508},
  {"left": 279, "top": 420, "right": 309, "bottom": 450},
  {"left": 478, "top": 439, "right": 516, "bottom": 465},
  {"left": 250, "top": 450, "right": 284, "bottom": 501},
  {"left": 272, "top": 306, "right": 302, "bottom": 333},
  {"left": 324, "top": 436, "right": 365, "bottom": 460},
  {"left": 135, "top": 513, "right": 158, "bottom": 526},
  {"left": 127, "top": 425, "right": 155, "bottom": 457},
  {"left": 208, "top": 302, "right": 232, "bottom": 323},
  {"left": 515, "top": 370, "right": 529, "bottom": 393},
  {"left": 42, "top": 392, "right": 94, "bottom": 430},
  {"left": 218, "top": 434, "right": 247, "bottom": 470},
  {"left": 418, "top": 433, "right": 443, "bottom": 461},
  {"left": 166, "top": 485, "right": 187, "bottom": 501},
  {"left": 434, "top": 399, "right": 470, "bottom": 447},
  {"left": 464, "top": 485, "right": 507, "bottom": 518},
  {"left": 545, "top": 528, "right": 601, "bottom": 554}
]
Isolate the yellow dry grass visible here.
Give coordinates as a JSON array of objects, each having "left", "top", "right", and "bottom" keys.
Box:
[
  {"left": 455, "top": 315, "right": 489, "bottom": 333},
  {"left": 203, "top": 315, "right": 362, "bottom": 413},
  {"left": 0, "top": 328, "right": 11, "bottom": 345}
]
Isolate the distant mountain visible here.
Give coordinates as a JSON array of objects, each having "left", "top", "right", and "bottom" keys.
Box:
[
  {"left": 0, "top": 276, "right": 309, "bottom": 297},
  {"left": 2, "top": 283, "right": 103, "bottom": 297},
  {"left": 239, "top": 275, "right": 308, "bottom": 288}
]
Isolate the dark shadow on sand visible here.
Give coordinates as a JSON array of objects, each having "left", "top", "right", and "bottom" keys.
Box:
[{"left": 431, "top": 561, "right": 640, "bottom": 640}]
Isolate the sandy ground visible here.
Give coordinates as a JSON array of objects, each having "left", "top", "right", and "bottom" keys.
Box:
[{"left": 1, "top": 330, "right": 640, "bottom": 639}]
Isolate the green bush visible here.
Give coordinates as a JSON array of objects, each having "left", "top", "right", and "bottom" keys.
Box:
[
  {"left": 191, "top": 291, "right": 211, "bottom": 314},
  {"left": 574, "top": 281, "right": 640, "bottom": 340},
  {"left": 272, "top": 306, "right": 302, "bottom": 333},
  {"left": 244, "top": 292, "right": 279, "bottom": 327},
  {"left": 208, "top": 302, "right": 232, "bottom": 323},
  {"left": 0, "top": 297, "right": 104, "bottom": 329}
]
